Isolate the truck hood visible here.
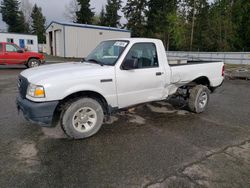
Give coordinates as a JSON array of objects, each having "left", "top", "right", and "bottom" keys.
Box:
[
  {"left": 25, "top": 51, "right": 41, "bottom": 56},
  {"left": 21, "top": 62, "right": 114, "bottom": 84}
]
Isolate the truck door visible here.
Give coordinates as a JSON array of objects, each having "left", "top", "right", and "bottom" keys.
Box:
[
  {"left": 4, "top": 43, "right": 26, "bottom": 64},
  {"left": 116, "top": 43, "right": 165, "bottom": 108}
]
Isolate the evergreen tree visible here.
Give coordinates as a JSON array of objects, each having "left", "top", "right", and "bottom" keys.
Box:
[
  {"left": 123, "top": 0, "right": 147, "bottom": 37},
  {"left": 76, "top": 0, "right": 94, "bottom": 24},
  {"left": 167, "top": 11, "right": 188, "bottom": 50},
  {"left": 18, "top": 11, "right": 30, "bottom": 33},
  {"left": 0, "top": 0, "right": 29, "bottom": 33},
  {"left": 190, "top": 0, "right": 211, "bottom": 51},
  {"left": 105, "top": 0, "right": 122, "bottom": 27},
  {"left": 232, "top": 0, "right": 250, "bottom": 51},
  {"left": 99, "top": 6, "right": 106, "bottom": 26},
  {"left": 146, "top": 0, "right": 178, "bottom": 49},
  {"left": 208, "top": 0, "right": 235, "bottom": 51},
  {"left": 31, "top": 4, "right": 46, "bottom": 43},
  {"left": 238, "top": 0, "right": 250, "bottom": 51},
  {"left": 92, "top": 15, "right": 100, "bottom": 25}
]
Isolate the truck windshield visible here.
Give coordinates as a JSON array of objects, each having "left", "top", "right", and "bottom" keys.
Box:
[{"left": 85, "top": 40, "right": 129, "bottom": 66}]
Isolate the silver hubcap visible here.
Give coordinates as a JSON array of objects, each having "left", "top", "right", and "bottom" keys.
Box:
[
  {"left": 198, "top": 91, "right": 208, "bottom": 109},
  {"left": 72, "top": 107, "right": 97, "bottom": 133},
  {"left": 31, "top": 61, "right": 39, "bottom": 67}
]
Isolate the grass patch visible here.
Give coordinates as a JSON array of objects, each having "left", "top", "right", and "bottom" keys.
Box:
[{"left": 225, "top": 64, "right": 250, "bottom": 70}]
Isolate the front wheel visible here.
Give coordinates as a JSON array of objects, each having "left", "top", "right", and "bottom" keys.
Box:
[
  {"left": 188, "top": 85, "right": 210, "bottom": 113},
  {"left": 61, "top": 98, "right": 104, "bottom": 139},
  {"left": 26, "top": 58, "right": 41, "bottom": 68}
]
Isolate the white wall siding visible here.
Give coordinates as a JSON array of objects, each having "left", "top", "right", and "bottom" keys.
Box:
[
  {"left": 55, "top": 30, "right": 62, "bottom": 56},
  {"left": 0, "top": 33, "right": 38, "bottom": 52},
  {"left": 65, "top": 26, "right": 131, "bottom": 58},
  {"left": 46, "top": 23, "right": 64, "bottom": 56},
  {"left": 46, "top": 22, "right": 131, "bottom": 58}
]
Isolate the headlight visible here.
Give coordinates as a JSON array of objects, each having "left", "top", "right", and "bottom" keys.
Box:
[{"left": 27, "top": 84, "right": 45, "bottom": 98}]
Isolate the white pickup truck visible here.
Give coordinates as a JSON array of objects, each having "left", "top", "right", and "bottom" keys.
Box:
[{"left": 17, "top": 38, "right": 224, "bottom": 139}]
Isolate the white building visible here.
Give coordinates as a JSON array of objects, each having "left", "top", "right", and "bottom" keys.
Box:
[
  {"left": 46, "top": 21, "right": 131, "bottom": 58},
  {"left": 0, "top": 32, "right": 38, "bottom": 52}
]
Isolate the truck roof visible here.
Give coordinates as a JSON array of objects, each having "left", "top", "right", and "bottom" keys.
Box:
[
  {"left": 107, "top": 38, "right": 162, "bottom": 43},
  {"left": 0, "top": 42, "right": 18, "bottom": 45},
  {"left": 0, "top": 42, "right": 13, "bottom": 44}
]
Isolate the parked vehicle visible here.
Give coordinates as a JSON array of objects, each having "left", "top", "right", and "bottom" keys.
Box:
[
  {"left": 0, "top": 42, "right": 45, "bottom": 68},
  {"left": 16, "top": 38, "right": 224, "bottom": 139}
]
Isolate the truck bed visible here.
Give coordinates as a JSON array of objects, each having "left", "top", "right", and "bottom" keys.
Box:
[
  {"left": 169, "top": 60, "right": 221, "bottom": 66},
  {"left": 169, "top": 60, "right": 224, "bottom": 88}
]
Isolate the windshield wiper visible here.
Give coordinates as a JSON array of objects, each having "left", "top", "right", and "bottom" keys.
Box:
[{"left": 85, "top": 59, "right": 104, "bottom": 66}]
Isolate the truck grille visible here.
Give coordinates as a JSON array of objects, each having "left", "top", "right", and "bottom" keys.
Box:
[{"left": 18, "top": 76, "right": 29, "bottom": 99}]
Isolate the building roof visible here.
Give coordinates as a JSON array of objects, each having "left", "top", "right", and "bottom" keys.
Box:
[
  {"left": 46, "top": 21, "right": 131, "bottom": 33},
  {"left": 0, "top": 32, "right": 37, "bottom": 36}
]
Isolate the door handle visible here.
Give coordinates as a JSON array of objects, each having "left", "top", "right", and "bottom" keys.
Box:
[{"left": 156, "top": 72, "right": 164, "bottom": 76}]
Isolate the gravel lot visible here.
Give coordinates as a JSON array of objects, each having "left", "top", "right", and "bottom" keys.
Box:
[{"left": 0, "top": 65, "right": 249, "bottom": 187}]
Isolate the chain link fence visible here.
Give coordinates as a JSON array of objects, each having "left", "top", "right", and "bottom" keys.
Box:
[{"left": 166, "top": 51, "right": 250, "bottom": 64}]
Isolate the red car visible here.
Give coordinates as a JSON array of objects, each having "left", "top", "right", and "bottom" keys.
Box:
[{"left": 0, "top": 42, "right": 45, "bottom": 68}]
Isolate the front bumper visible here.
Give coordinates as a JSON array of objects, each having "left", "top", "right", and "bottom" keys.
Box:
[
  {"left": 16, "top": 96, "right": 58, "bottom": 126},
  {"left": 41, "top": 59, "right": 46, "bottom": 64}
]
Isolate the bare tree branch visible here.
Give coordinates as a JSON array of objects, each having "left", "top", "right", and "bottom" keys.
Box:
[{"left": 64, "top": 0, "right": 80, "bottom": 22}]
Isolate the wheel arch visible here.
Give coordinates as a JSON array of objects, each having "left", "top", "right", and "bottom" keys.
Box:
[
  {"left": 51, "top": 90, "right": 110, "bottom": 126},
  {"left": 27, "top": 57, "right": 41, "bottom": 62},
  {"left": 191, "top": 76, "right": 210, "bottom": 87}
]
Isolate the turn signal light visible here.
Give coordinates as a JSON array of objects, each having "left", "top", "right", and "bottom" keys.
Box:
[{"left": 35, "top": 88, "right": 45, "bottom": 96}]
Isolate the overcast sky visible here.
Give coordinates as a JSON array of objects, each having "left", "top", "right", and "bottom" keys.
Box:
[{"left": 0, "top": 0, "right": 127, "bottom": 31}]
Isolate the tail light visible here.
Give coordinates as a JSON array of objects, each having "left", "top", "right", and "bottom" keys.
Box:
[{"left": 222, "top": 65, "right": 225, "bottom": 77}]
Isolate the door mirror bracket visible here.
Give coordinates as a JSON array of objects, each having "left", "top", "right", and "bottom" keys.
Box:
[
  {"left": 122, "top": 59, "right": 138, "bottom": 70},
  {"left": 17, "top": 49, "right": 24, "bottom": 53}
]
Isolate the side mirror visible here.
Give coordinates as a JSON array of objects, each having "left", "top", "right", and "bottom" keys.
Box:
[
  {"left": 122, "top": 59, "right": 138, "bottom": 70},
  {"left": 17, "top": 49, "right": 24, "bottom": 53}
]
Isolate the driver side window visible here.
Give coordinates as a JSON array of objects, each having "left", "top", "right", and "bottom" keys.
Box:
[
  {"left": 6, "top": 44, "right": 18, "bottom": 52},
  {"left": 123, "top": 43, "right": 159, "bottom": 69}
]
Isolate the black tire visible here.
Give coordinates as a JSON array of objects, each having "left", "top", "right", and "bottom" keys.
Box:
[
  {"left": 188, "top": 85, "right": 210, "bottom": 113},
  {"left": 27, "top": 58, "right": 40, "bottom": 68},
  {"left": 61, "top": 98, "right": 104, "bottom": 139}
]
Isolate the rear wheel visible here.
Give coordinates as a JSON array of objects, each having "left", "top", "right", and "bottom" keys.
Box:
[
  {"left": 27, "top": 58, "right": 40, "bottom": 68},
  {"left": 61, "top": 98, "right": 104, "bottom": 139},
  {"left": 188, "top": 85, "right": 210, "bottom": 113}
]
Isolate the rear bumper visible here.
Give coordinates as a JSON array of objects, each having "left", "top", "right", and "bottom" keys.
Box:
[{"left": 16, "top": 96, "right": 58, "bottom": 126}]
